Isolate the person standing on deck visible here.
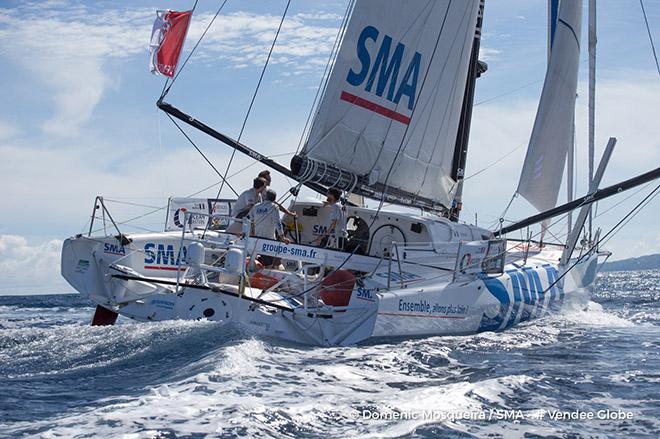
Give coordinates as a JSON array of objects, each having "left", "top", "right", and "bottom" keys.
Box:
[
  {"left": 257, "top": 169, "right": 297, "bottom": 218},
  {"left": 226, "top": 177, "right": 268, "bottom": 235},
  {"left": 248, "top": 189, "right": 288, "bottom": 267},
  {"left": 234, "top": 177, "right": 267, "bottom": 218},
  {"left": 248, "top": 189, "right": 285, "bottom": 241},
  {"left": 313, "top": 187, "right": 346, "bottom": 249}
]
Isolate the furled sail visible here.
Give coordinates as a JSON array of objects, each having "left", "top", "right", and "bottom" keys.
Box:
[
  {"left": 517, "top": 0, "right": 583, "bottom": 212},
  {"left": 292, "top": 0, "right": 480, "bottom": 211}
]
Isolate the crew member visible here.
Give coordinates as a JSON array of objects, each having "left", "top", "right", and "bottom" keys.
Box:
[
  {"left": 234, "top": 177, "right": 267, "bottom": 218},
  {"left": 227, "top": 177, "right": 267, "bottom": 235},
  {"left": 249, "top": 189, "right": 285, "bottom": 241},
  {"left": 313, "top": 187, "right": 346, "bottom": 249},
  {"left": 248, "top": 189, "right": 288, "bottom": 267},
  {"left": 256, "top": 169, "right": 297, "bottom": 218}
]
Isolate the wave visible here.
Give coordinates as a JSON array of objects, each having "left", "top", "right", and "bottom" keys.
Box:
[{"left": 1, "top": 271, "right": 658, "bottom": 438}]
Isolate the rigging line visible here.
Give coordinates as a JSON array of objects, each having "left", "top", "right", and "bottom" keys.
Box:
[
  {"left": 161, "top": 0, "right": 229, "bottom": 99},
  {"left": 639, "top": 0, "right": 660, "bottom": 75},
  {"left": 473, "top": 57, "right": 589, "bottom": 108},
  {"left": 540, "top": 185, "right": 660, "bottom": 297},
  {"left": 597, "top": 184, "right": 659, "bottom": 248},
  {"left": 89, "top": 216, "right": 164, "bottom": 235},
  {"left": 205, "top": 0, "right": 292, "bottom": 238},
  {"left": 594, "top": 181, "right": 655, "bottom": 219},
  {"left": 212, "top": 0, "right": 292, "bottom": 201},
  {"left": 304, "top": 0, "right": 431, "bottom": 159},
  {"left": 489, "top": 192, "right": 518, "bottom": 230},
  {"left": 295, "top": 0, "right": 354, "bottom": 155},
  {"left": 365, "top": 0, "right": 435, "bottom": 176},
  {"left": 462, "top": 141, "right": 526, "bottom": 182},
  {"left": 165, "top": 113, "right": 240, "bottom": 196},
  {"left": 185, "top": 151, "right": 299, "bottom": 199},
  {"left": 103, "top": 199, "right": 162, "bottom": 210},
  {"left": 157, "top": 109, "right": 166, "bottom": 205},
  {"left": 378, "top": 1, "right": 453, "bottom": 212},
  {"left": 473, "top": 79, "right": 543, "bottom": 106},
  {"left": 262, "top": 2, "right": 457, "bottom": 305}
]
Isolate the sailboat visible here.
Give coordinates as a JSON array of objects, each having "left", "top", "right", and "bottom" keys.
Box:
[{"left": 60, "top": 0, "right": 659, "bottom": 345}]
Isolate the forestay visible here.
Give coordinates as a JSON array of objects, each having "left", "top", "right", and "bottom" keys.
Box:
[
  {"left": 517, "top": 0, "right": 583, "bottom": 212},
  {"left": 299, "top": 0, "right": 479, "bottom": 208}
]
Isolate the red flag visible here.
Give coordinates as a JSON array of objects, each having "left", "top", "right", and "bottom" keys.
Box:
[{"left": 149, "top": 10, "right": 193, "bottom": 78}]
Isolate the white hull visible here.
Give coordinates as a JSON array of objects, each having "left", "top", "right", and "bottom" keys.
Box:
[{"left": 61, "top": 225, "right": 598, "bottom": 346}]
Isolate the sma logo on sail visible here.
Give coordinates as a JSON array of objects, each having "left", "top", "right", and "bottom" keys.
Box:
[{"left": 344, "top": 25, "right": 422, "bottom": 120}]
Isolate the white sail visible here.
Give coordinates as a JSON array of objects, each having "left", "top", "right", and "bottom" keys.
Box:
[
  {"left": 517, "top": 0, "right": 582, "bottom": 212},
  {"left": 300, "top": 0, "right": 480, "bottom": 208}
]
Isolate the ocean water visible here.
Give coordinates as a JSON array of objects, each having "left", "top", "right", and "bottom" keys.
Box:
[{"left": 0, "top": 270, "right": 658, "bottom": 438}]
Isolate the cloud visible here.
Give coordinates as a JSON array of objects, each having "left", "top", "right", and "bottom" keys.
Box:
[
  {"left": 479, "top": 47, "right": 502, "bottom": 61},
  {"left": 0, "top": 3, "right": 342, "bottom": 137},
  {"left": 0, "top": 0, "right": 657, "bottom": 285},
  {"left": 0, "top": 235, "right": 70, "bottom": 295},
  {"left": 462, "top": 72, "right": 660, "bottom": 254},
  {"left": 0, "top": 119, "right": 16, "bottom": 141},
  {"left": 185, "top": 10, "right": 341, "bottom": 75},
  {"left": 0, "top": 5, "right": 150, "bottom": 136}
]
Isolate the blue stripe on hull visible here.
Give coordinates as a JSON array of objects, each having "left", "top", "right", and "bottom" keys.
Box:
[
  {"left": 479, "top": 264, "right": 566, "bottom": 333},
  {"left": 477, "top": 275, "right": 511, "bottom": 332},
  {"left": 543, "top": 264, "right": 564, "bottom": 311},
  {"left": 515, "top": 271, "right": 532, "bottom": 322},
  {"left": 505, "top": 270, "right": 522, "bottom": 328}
]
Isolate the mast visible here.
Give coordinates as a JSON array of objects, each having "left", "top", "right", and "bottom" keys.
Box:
[
  {"left": 567, "top": 123, "right": 575, "bottom": 236},
  {"left": 588, "top": 0, "right": 597, "bottom": 240},
  {"left": 548, "top": 0, "right": 560, "bottom": 61},
  {"left": 551, "top": 0, "right": 577, "bottom": 238},
  {"left": 449, "top": 0, "right": 487, "bottom": 222}
]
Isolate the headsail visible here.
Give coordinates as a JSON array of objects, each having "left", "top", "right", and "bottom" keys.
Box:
[
  {"left": 517, "top": 0, "right": 583, "bottom": 212},
  {"left": 292, "top": 0, "right": 480, "bottom": 211}
]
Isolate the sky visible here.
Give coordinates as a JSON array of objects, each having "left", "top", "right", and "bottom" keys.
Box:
[{"left": 0, "top": 0, "right": 658, "bottom": 294}]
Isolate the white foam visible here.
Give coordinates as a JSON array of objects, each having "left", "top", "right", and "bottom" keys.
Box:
[
  {"left": 558, "top": 300, "right": 635, "bottom": 328},
  {"left": 15, "top": 332, "right": 544, "bottom": 438},
  {"left": 0, "top": 319, "right": 217, "bottom": 378}
]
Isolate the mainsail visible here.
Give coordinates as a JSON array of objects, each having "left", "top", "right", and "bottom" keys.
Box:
[
  {"left": 292, "top": 0, "right": 480, "bottom": 211},
  {"left": 517, "top": 0, "right": 583, "bottom": 212}
]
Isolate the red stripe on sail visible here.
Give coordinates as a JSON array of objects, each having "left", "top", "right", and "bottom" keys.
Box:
[{"left": 340, "top": 91, "right": 411, "bottom": 125}]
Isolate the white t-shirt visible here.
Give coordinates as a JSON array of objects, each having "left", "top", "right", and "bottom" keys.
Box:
[
  {"left": 233, "top": 188, "right": 262, "bottom": 218},
  {"left": 248, "top": 201, "right": 283, "bottom": 240},
  {"left": 327, "top": 202, "right": 346, "bottom": 238}
]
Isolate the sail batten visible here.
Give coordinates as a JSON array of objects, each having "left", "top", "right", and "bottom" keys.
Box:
[
  {"left": 294, "top": 0, "right": 480, "bottom": 209},
  {"left": 517, "top": 0, "right": 583, "bottom": 213}
]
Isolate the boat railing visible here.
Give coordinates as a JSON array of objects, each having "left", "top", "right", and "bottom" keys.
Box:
[
  {"left": 175, "top": 210, "right": 251, "bottom": 293},
  {"left": 390, "top": 238, "right": 508, "bottom": 283},
  {"left": 87, "top": 196, "right": 124, "bottom": 238}
]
